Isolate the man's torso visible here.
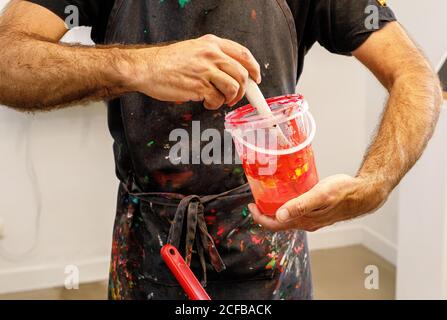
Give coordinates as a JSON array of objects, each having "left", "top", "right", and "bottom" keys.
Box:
[{"left": 105, "top": 0, "right": 310, "bottom": 194}]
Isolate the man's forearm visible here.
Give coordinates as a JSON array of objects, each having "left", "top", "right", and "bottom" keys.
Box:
[
  {"left": 0, "top": 30, "right": 149, "bottom": 111},
  {"left": 253, "top": 65, "right": 443, "bottom": 232},
  {"left": 358, "top": 66, "right": 443, "bottom": 195},
  {"left": 0, "top": 29, "right": 262, "bottom": 112}
]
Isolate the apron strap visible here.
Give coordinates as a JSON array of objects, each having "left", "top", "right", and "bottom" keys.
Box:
[
  {"left": 167, "top": 195, "right": 226, "bottom": 286},
  {"left": 124, "top": 175, "right": 250, "bottom": 286}
]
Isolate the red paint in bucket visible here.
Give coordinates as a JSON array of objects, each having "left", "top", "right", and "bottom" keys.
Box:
[{"left": 225, "top": 95, "right": 319, "bottom": 215}]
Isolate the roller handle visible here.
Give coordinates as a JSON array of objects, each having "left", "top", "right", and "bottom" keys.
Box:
[{"left": 161, "top": 244, "right": 211, "bottom": 300}]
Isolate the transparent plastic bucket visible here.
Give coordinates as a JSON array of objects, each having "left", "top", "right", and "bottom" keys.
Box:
[{"left": 225, "top": 94, "right": 319, "bottom": 215}]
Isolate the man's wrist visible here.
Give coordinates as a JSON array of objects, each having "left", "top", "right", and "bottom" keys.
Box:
[
  {"left": 106, "top": 47, "right": 158, "bottom": 94},
  {"left": 355, "top": 172, "right": 393, "bottom": 206}
]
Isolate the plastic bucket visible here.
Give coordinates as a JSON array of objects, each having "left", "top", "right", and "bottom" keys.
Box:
[{"left": 225, "top": 94, "right": 319, "bottom": 215}]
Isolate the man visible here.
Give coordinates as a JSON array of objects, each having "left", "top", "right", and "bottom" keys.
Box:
[{"left": 0, "top": 0, "right": 442, "bottom": 300}]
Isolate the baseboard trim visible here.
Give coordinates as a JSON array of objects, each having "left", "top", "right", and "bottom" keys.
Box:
[
  {"left": 307, "top": 225, "right": 363, "bottom": 250},
  {"left": 308, "top": 224, "right": 397, "bottom": 265},
  {"left": 0, "top": 226, "right": 397, "bottom": 295},
  {"left": 362, "top": 226, "right": 397, "bottom": 265},
  {"left": 0, "top": 257, "right": 109, "bottom": 295}
]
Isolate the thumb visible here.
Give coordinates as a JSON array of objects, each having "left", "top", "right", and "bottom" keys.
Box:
[{"left": 276, "top": 186, "right": 326, "bottom": 223}]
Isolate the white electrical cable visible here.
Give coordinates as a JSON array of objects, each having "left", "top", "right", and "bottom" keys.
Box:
[{"left": 0, "top": 117, "right": 41, "bottom": 261}]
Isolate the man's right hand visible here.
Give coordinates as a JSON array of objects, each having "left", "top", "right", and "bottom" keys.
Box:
[
  {"left": 127, "top": 35, "right": 262, "bottom": 110},
  {"left": 0, "top": 2, "right": 260, "bottom": 111}
]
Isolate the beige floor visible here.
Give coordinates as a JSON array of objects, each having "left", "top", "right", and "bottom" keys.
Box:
[
  {"left": 0, "top": 245, "right": 395, "bottom": 300},
  {"left": 311, "top": 245, "right": 395, "bottom": 300}
]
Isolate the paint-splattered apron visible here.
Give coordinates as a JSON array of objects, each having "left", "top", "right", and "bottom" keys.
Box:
[{"left": 105, "top": 0, "right": 313, "bottom": 300}]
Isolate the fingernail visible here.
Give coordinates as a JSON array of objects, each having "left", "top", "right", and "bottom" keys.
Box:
[
  {"left": 277, "top": 209, "right": 290, "bottom": 222},
  {"left": 248, "top": 203, "right": 256, "bottom": 212}
]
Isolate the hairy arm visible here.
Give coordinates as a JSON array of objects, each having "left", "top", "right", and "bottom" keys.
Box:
[
  {"left": 0, "top": 1, "right": 260, "bottom": 112},
  {"left": 251, "top": 22, "right": 443, "bottom": 231},
  {"left": 0, "top": 1, "right": 138, "bottom": 111},
  {"left": 354, "top": 22, "right": 442, "bottom": 193}
]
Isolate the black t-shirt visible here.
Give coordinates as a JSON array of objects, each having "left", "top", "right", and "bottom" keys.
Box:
[
  {"left": 29, "top": 0, "right": 114, "bottom": 43},
  {"left": 28, "top": 0, "right": 395, "bottom": 54},
  {"left": 26, "top": 0, "right": 396, "bottom": 194}
]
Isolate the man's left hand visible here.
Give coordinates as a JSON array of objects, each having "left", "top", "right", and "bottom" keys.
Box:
[{"left": 249, "top": 174, "right": 388, "bottom": 232}]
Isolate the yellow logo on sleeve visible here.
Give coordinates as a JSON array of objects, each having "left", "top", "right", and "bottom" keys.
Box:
[{"left": 377, "top": 0, "right": 387, "bottom": 6}]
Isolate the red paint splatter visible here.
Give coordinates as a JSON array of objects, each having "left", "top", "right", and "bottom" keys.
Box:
[
  {"left": 251, "top": 9, "right": 257, "bottom": 21},
  {"left": 205, "top": 215, "right": 216, "bottom": 225},
  {"left": 152, "top": 170, "right": 193, "bottom": 189},
  {"left": 211, "top": 235, "right": 220, "bottom": 246},
  {"left": 182, "top": 113, "right": 193, "bottom": 121},
  {"left": 210, "top": 208, "right": 217, "bottom": 214},
  {"left": 251, "top": 235, "right": 263, "bottom": 245},
  {"left": 293, "top": 243, "right": 304, "bottom": 255},
  {"left": 217, "top": 226, "right": 225, "bottom": 237}
]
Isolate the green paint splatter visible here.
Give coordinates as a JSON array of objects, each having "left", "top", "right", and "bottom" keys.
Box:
[
  {"left": 232, "top": 167, "right": 242, "bottom": 176},
  {"left": 178, "top": 0, "right": 191, "bottom": 8},
  {"left": 130, "top": 196, "right": 140, "bottom": 205},
  {"left": 161, "top": 0, "right": 190, "bottom": 8},
  {"left": 147, "top": 140, "right": 155, "bottom": 147},
  {"left": 265, "top": 258, "right": 276, "bottom": 270},
  {"left": 242, "top": 207, "right": 249, "bottom": 218},
  {"left": 143, "top": 176, "right": 150, "bottom": 184},
  {"left": 249, "top": 227, "right": 258, "bottom": 235}
]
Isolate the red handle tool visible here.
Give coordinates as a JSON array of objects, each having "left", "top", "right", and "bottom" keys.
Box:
[{"left": 161, "top": 244, "right": 211, "bottom": 300}]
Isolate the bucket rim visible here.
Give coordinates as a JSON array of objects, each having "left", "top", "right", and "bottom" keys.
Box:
[{"left": 225, "top": 94, "right": 307, "bottom": 131}]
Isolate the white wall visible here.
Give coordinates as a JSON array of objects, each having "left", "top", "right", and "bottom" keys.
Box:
[
  {"left": 396, "top": 104, "right": 447, "bottom": 299},
  {"left": 305, "top": 0, "right": 447, "bottom": 271},
  {"left": 389, "top": 0, "right": 447, "bottom": 299},
  {"left": 0, "top": 22, "right": 118, "bottom": 293}
]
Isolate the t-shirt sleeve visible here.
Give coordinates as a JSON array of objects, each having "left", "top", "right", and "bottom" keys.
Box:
[
  {"left": 25, "top": 0, "right": 113, "bottom": 43},
  {"left": 309, "top": 0, "right": 397, "bottom": 55},
  {"left": 26, "top": 0, "right": 99, "bottom": 28}
]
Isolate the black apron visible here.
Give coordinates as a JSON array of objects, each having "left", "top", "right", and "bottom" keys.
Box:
[{"left": 105, "top": 0, "right": 312, "bottom": 300}]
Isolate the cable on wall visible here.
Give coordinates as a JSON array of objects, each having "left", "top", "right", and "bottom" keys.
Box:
[{"left": 0, "top": 118, "right": 42, "bottom": 261}]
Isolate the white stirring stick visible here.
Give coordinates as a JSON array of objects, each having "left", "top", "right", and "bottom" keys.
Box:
[{"left": 245, "top": 78, "right": 291, "bottom": 147}]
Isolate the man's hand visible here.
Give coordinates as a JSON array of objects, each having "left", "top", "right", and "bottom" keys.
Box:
[
  {"left": 0, "top": 2, "right": 260, "bottom": 111},
  {"left": 129, "top": 35, "right": 261, "bottom": 110},
  {"left": 250, "top": 22, "right": 442, "bottom": 232},
  {"left": 249, "top": 174, "right": 386, "bottom": 232}
]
